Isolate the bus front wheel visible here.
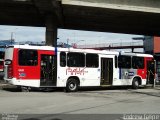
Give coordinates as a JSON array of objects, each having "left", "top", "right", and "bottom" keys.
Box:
[
  {"left": 66, "top": 78, "right": 79, "bottom": 92},
  {"left": 132, "top": 78, "right": 139, "bottom": 89}
]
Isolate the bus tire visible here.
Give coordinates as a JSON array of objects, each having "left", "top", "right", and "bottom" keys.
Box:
[
  {"left": 21, "top": 86, "right": 31, "bottom": 92},
  {"left": 66, "top": 78, "right": 78, "bottom": 92},
  {"left": 132, "top": 78, "right": 139, "bottom": 89}
]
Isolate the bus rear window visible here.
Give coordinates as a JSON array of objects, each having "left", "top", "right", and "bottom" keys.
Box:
[
  {"left": 0, "top": 61, "right": 3, "bottom": 65},
  {"left": 0, "top": 51, "right": 4, "bottom": 59},
  {"left": 18, "top": 49, "right": 38, "bottom": 66}
]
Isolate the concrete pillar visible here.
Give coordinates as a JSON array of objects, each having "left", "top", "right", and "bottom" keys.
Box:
[
  {"left": 45, "top": 14, "right": 58, "bottom": 46},
  {"left": 131, "top": 47, "right": 134, "bottom": 53}
]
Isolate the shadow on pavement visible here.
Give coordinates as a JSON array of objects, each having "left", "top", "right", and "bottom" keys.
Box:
[
  {"left": 2, "top": 86, "right": 64, "bottom": 92},
  {"left": 128, "top": 89, "right": 160, "bottom": 98},
  {"left": 1, "top": 85, "right": 143, "bottom": 93}
]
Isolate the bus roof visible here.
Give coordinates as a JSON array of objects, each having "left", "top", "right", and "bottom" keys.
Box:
[
  {"left": 11, "top": 45, "right": 119, "bottom": 55},
  {"left": 10, "top": 45, "right": 153, "bottom": 57},
  {"left": 119, "top": 51, "right": 153, "bottom": 57}
]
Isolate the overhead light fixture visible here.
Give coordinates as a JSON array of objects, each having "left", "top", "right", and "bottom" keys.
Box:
[
  {"left": 13, "top": 0, "right": 30, "bottom": 2},
  {"left": 132, "top": 37, "right": 145, "bottom": 40}
]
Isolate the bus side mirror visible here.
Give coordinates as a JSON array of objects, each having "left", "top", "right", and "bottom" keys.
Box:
[{"left": 5, "top": 59, "right": 12, "bottom": 65}]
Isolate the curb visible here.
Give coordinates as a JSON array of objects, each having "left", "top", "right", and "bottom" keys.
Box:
[{"left": 154, "top": 87, "right": 160, "bottom": 90}]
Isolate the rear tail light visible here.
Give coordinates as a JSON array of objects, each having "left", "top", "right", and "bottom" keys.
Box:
[{"left": 8, "top": 64, "right": 13, "bottom": 79}]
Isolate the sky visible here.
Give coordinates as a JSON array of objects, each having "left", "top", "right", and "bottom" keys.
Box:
[{"left": 0, "top": 25, "right": 143, "bottom": 52}]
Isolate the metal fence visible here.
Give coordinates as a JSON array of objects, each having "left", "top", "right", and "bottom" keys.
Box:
[{"left": 77, "top": 41, "right": 143, "bottom": 49}]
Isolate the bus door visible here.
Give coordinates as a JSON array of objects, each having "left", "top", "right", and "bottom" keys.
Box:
[
  {"left": 101, "top": 58, "right": 113, "bottom": 85},
  {"left": 40, "top": 54, "right": 57, "bottom": 86},
  {"left": 147, "top": 60, "right": 155, "bottom": 84}
]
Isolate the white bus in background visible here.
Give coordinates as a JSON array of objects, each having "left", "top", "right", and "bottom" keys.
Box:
[{"left": 4, "top": 45, "right": 155, "bottom": 92}]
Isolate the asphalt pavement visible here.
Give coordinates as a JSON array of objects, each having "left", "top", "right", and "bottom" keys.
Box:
[{"left": 0, "top": 77, "right": 160, "bottom": 120}]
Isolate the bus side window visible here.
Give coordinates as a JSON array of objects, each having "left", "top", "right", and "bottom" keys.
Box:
[
  {"left": 60, "top": 52, "right": 66, "bottom": 67},
  {"left": 19, "top": 49, "right": 38, "bottom": 66},
  {"left": 67, "top": 52, "right": 85, "bottom": 67},
  {"left": 115, "top": 56, "right": 118, "bottom": 68},
  {"left": 118, "top": 55, "right": 131, "bottom": 68},
  {"left": 132, "top": 56, "right": 144, "bottom": 69},
  {"left": 86, "top": 53, "right": 99, "bottom": 68}
]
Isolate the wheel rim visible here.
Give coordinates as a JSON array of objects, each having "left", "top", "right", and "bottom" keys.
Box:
[
  {"left": 69, "top": 82, "right": 76, "bottom": 90},
  {"left": 135, "top": 80, "right": 139, "bottom": 87}
]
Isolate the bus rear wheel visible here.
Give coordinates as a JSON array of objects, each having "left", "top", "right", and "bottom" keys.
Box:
[
  {"left": 132, "top": 78, "right": 139, "bottom": 89},
  {"left": 21, "top": 86, "right": 31, "bottom": 92},
  {"left": 66, "top": 78, "right": 79, "bottom": 92}
]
